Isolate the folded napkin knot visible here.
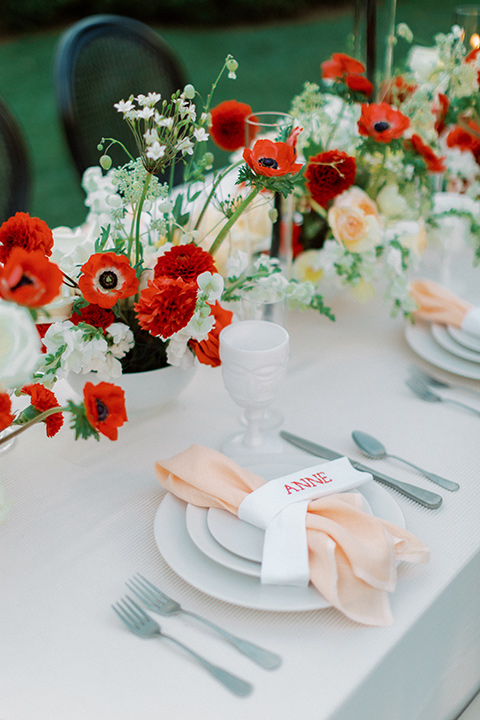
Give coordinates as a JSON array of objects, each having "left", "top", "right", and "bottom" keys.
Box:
[{"left": 238, "top": 457, "right": 371, "bottom": 587}]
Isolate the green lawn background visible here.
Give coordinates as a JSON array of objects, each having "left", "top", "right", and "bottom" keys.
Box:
[{"left": 0, "top": 1, "right": 460, "bottom": 229}]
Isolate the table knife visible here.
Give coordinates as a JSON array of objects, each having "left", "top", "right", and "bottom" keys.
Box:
[{"left": 280, "top": 431, "right": 443, "bottom": 510}]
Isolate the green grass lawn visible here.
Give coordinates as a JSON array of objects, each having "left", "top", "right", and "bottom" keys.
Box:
[{"left": 0, "top": 1, "right": 460, "bottom": 230}]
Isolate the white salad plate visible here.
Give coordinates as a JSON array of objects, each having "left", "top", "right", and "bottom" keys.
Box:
[
  {"left": 447, "top": 325, "right": 480, "bottom": 353},
  {"left": 405, "top": 321, "right": 480, "bottom": 380},
  {"left": 431, "top": 324, "right": 480, "bottom": 363}
]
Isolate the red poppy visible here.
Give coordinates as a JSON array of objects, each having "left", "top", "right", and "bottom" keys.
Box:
[
  {"left": 21, "top": 383, "right": 64, "bottom": 438},
  {"left": 304, "top": 150, "right": 356, "bottom": 207},
  {"left": 434, "top": 93, "right": 450, "bottom": 135},
  {"left": 0, "top": 247, "right": 63, "bottom": 307},
  {"left": 243, "top": 139, "right": 303, "bottom": 177},
  {"left": 446, "top": 120, "right": 480, "bottom": 159},
  {"left": 154, "top": 244, "right": 216, "bottom": 283},
  {"left": 78, "top": 252, "right": 139, "bottom": 309},
  {"left": 357, "top": 102, "right": 410, "bottom": 143},
  {"left": 210, "top": 100, "right": 257, "bottom": 151},
  {"left": 344, "top": 73, "right": 373, "bottom": 97},
  {"left": 189, "top": 302, "right": 233, "bottom": 367},
  {"left": 0, "top": 392, "right": 14, "bottom": 432},
  {"left": 321, "top": 53, "right": 365, "bottom": 80},
  {"left": 83, "top": 381, "right": 127, "bottom": 441},
  {"left": 0, "top": 212, "right": 54, "bottom": 264},
  {"left": 134, "top": 276, "right": 197, "bottom": 338},
  {"left": 70, "top": 304, "right": 115, "bottom": 333},
  {"left": 380, "top": 75, "right": 418, "bottom": 105},
  {"left": 407, "top": 134, "right": 446, "bottom": 173}
]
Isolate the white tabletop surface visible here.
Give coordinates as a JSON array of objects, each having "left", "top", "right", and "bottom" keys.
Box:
[{"left": 1, "top": 290, "right": 480, "bottom": 720}]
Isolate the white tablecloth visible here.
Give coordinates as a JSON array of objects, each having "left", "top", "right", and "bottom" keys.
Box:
[{"left": 1, "top": 292, "right": 480, "bottom": 720}]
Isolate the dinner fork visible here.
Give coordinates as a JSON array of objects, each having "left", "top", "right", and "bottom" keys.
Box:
[
  {"left": 406, "top": 376, "right": 480, "bottom": 417},
  {"left": 126, "top": 574, "right": 281, "bottom": 670},
  {"left": 409, "top": 366, "right": 480, "bottom": 400},
  {"left": 112, "top": 596, "right": 253, "bottom": 697}
]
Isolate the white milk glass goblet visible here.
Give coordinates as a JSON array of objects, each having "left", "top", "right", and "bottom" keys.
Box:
[{"left": 219, "top": 320, "right": 289, "bottom": 456}]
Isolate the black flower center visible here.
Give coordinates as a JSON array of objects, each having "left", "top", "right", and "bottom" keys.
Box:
[
  {"left": 12, "top": 273, "right": 34, "bottom": 291},
  {"left": 95, "top": 398, "right": 109, "bottom": 422},
  {"left": 99, "top": 270, "right": 118, "bottom": 290},
  {"left": 258, "top": 156, "right": 279, "bottom": 169},
  {"left": 373, "top": 121, "right": 390, "bottom": 133}
]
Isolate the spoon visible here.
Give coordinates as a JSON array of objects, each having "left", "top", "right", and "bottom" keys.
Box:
[{"left": 351, "top": 431, "right": 459, "bottom": 492}]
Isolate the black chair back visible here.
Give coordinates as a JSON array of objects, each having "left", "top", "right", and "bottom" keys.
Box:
[
  {"left": 0, "top": 96, "right": 31, "bottom": 224},
  {"left": 54, "top": 14, "right": 187, "bottom": 182}
]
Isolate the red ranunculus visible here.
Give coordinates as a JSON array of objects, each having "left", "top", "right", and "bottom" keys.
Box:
[
  {"left": 210, "top": 100, "right": 257, "bottom": 151},
  {"left": 83, "top": 381, "right": 127, "bottom": 441},
  {"left": 154, "top": 244, "right": 216, "bottom": 283},
  {"left": 321, "top": 53, "right": 365, "bottom": 80},
  {"left": 243, "top": 138, "right": 303, "bottom": 177},
  {"left": 134, "top": 276, "right": 197, "bottom": 338},
  {"left": 408, "top": 134, "right": 446, "bottom": 173},
  {"left": 21, "top": 383, "right": 64, "bottom": 438},
  {"left": 446, "top": 120, "right": 480, "bottom": 159},
  {"left": 189, "top": 302, "right": 233, "bottom": 367},
  {"left": 70, "top": 304, "right": 115, "bottom": 333},
  {"left": 0, "top": 213, "right": 55, "bottom": 264},
  {"left": 78, "top": 252, "right": 139, "bottom": 309},
  {"left": 344, "top": 73, "right": 374, "bottom": 97},
  {"left": 0, "top": 392, "right": 14, "bottom": 432},
  {"left": 0, "top": 247, "right": 63, "bottom": 307},
  {"left": 305, "top": 150, "right": 356, "bottom": 207},
  {"left": 357, "top": 102, "right": 410, "bottom": 143}
]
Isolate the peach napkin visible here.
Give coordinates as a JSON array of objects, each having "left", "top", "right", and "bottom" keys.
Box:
[
  {"left": 409, "top": 279, "right": 480, "bottom": 333},
  {"left": 155, "top": 445, "right": 429, "bottom": 626}
]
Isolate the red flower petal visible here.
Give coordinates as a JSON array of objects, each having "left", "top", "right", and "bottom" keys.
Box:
[
  {"left": 70, "top": 304, "right": 115, "bottom": 333},
  {"left": 243, "top": 138, "right": 303, "bottom": 177},
  {"left": 0, "top": 212, "right": 54, "bottom": 264},
  {"left": 408, "top": 134, "right": 446, "bottom": 173},
  {"left": 305, "top": 150, "right": 356, "bottom": 207},
  {"left": 0, "top": 247, "right": 63, "bottom": 307},
  {"left": 78, "top": 252, "right": 139, "bottom": 309},
  {"left": 134, "top": 276, "right": 197, "bottom": 338},
  {"left": 210, "top": 100, "right": 257, "bottom": 151},
  {"left": 0, "top": 392, "right": 14, "bottom": 432},
  {"left": 345, "top": 73, "right": 373, "bottom": 97},
  {"left": 83, "top": 381, "right": 127, "bottom": 441},
  {"left": 321, "top": 53, "right": 365, "bottom": 80},
  {"left": 22, "top": 383, "right": 64, "bottom": 438},
  {"left": 357, "top": 102, "right": 410, "bottom": 143},
  {"left": 189, "top": 302, "right": 233, "bottom": 367},
  {"left": 154, "top": 243, "right": 216, "bottom": 283}
]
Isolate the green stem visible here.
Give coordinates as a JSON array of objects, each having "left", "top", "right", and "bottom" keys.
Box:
[
  {"left": 194, "top": 162, "right": 242, "bottom": 232},
  {"left": 129, "top": 171, "right": 153, "bottom": 268},
  {"left": 2, "top": 406, "right": 69, "bottom": 446},
  {"left": 208, "top": 185, "right": 261, "bottom": 257}
]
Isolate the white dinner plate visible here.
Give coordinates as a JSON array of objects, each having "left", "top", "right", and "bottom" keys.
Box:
[
  {"left": 431, "top": 324, "right": 480, "bottom": 363},
  {"left": 405, "top": 321, "right": 480, "bottom": 380},
  {"left": 447, "top": 325, "right": 480, "bottom": 353},
  {"left": 154, "top": 457, "right": 405, "bottom": 612}
]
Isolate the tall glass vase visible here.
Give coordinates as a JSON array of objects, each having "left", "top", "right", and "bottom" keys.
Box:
[{"left": 354, "top": 0, "right": 398, "bottom": 96}]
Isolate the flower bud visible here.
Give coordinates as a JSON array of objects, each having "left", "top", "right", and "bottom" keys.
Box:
[
  {"left": 183, "top": 84, "right": 196, "bottom": 99},
  {"left": 100, "top": 155, "right": 112, "bottom": 170}
]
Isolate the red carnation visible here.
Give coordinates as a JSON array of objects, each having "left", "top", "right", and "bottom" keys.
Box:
[
  {"left": 446, "top": 120, "right": 480, "bottom": 160},
  {"left": 305, "top": 150, "right": 356, "bottom": 207},
  {"left": 78, "top": 252, "right": 139, "bottom": 309},
  {"left": 189, "top": 302, "right": 233, "bottom": 367},
  {"left": 408, "top": 134, "right": 446, "bottom": 173},
  {"left": 321, "top": 53, "right": 365, "bottom": 80},
  {"left": 154, "top": 244, "right": 216, "bottom": 283},
  {"left": 21, "top": 383, "right": 64, "bottom": 438},
  {"left": 0, "top": 392, "right": 14, "bottom": 432},
  {"left": 243, "top": 138, "right": 303, "bottom": 177},
  {"left": 134, "top": 276, "right": 197, "bottom": 338},
  {"left": 345, "top": 73, "right": 373, "bottom": 97},
  {"left": 70, "top": 304, "right": 115, "bottom": 333},
  {"left": 83, "top": 381, "right": 127, "bottom": 441},
  {"left": 210, "top": 100, "right": 257, "bottom": 151},
  {"left": 0, "top": 247, "right": 63, "bottom": 307},
  {"left": 358, "top": 102, "right": 410, "bottom": 143},
  {"left": 0, "top": 212, "right": 54, "bottom": 264}
]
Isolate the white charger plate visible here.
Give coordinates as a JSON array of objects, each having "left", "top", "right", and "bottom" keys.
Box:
[
  {"left": 447, "top": 325, "right": 480, "bottom": 353},
  {"left": 431, "top": 324, "right": 480, "bottom": 363},
  {"left": 405, "top": 321, "right": 480, "bottom": 380}
]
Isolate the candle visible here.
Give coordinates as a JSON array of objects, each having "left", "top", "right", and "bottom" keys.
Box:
[{"left": 456, "top": 5, "right": 480, "bottom": 50}]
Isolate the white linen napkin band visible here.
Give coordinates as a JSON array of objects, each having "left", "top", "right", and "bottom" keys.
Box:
[
  {"left": 237, "top": 457, "right": 372, "bottom": 587},
  {"left": 461, "top": 307, "right": 480, "bottom": 336}
]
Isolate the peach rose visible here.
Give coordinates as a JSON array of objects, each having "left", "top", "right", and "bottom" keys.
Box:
[{"left": 328, "top": 187, "right": 381, "bottom": 252}]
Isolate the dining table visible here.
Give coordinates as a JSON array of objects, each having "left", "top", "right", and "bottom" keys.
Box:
[{"left": 1, "top": 287, "right": 480, "bottom": 720}]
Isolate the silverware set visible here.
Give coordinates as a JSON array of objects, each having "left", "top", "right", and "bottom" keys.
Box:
[
  {"left": 407, "top": 367, "right": 480, "bottom": 417},
  {"left": 113, "top": 575, "right": 281, "bottom": 696}
]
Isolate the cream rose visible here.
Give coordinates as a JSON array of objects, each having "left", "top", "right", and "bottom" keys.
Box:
[
  {"left": 0, "top": 301, "right": 42, "bottom": 390},
  {"left": 328, "top": 187, "right": 381, "bottom": 253}
]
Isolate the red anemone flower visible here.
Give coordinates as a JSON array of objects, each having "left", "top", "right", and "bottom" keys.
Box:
[
  {"left": 243, "top": 138, "right": 303, "bottom": 177},
  {"left": 210, "top": 100, "right": 257, "bottom": 151},
  {"left": 0, "top": 392, "right": 14, "bottom": 432},
  {"left": 154, "top": 244, "right": 216, "bottom": 283},
  {"left": 78, "top": 252, "right": 139, "bottom": 309},
  {"left": 83, "top": 381, "right": 127, "bottom": 441},
  {"left": 408, "top": 134, "right": 446, "bottom": 173},
  {"left": 21, "top": 383, "right": 64, "bottom": 438},
  {"left": 0, "top": 212, "right": 54, "bottom": 264},
  {"left": 70, "top": 304, "right": 115, "bottom": 333},
  {"left": 189, "top": 302, "right": 234, "bottom": 367},
  {"left": 321, "top": 53, "right": 365, "bottom": 80},
  {"left": 305, "top": 150, "right": 356, "bottom": 207},
  {"left": 357, "top": 102, "right": 410, "bottom": 143},
  {"left": 344, "top": 73, "right": 374, "bottom": 97},
  {"left": 0, "top": 247, "right": 63, "bottom": 307},
  {"left": 134, "top": 276, "right": 197, "bottom": 338}
]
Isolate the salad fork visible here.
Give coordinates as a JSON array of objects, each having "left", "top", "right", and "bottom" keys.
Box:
[
  {"left": 112, "top": 596, "right": 253, "bottom": 697},
  {"left": 409, "top": 366, "right": 480, "bottom": 399},
  {"left": 406, "top": 376, "right": 480, "bottom": 417},
  {"left": 126, "top": 574, "right": 281, "bottom": 670}
]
